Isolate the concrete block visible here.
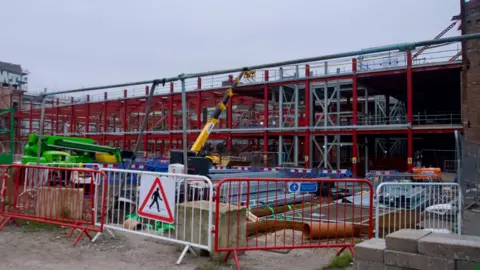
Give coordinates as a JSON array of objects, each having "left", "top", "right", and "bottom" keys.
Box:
[
  {"left": 418, "top": 233, "right": 480, "bottom": 262},
  {"left": 384, "top": 250, "right": 455, "bottom": 270},
  {"left": 353, "top": 259, "right": 414, "bottom": 270},
  {"left": 385, "top": 229, "right": 431, "bottom": 253},
  {"left": 354, "top": 238, "right": 386, "bottom": 263},
  {"left": 456, "top": 260, "right": 480, "bottom": 270},
  {"left": 176, "top": 201, "right": 247, "bottom": 262}
]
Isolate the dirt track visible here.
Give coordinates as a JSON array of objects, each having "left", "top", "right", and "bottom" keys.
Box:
[{"left": 0, "top": 223, "right": 337, "bottom": 270}]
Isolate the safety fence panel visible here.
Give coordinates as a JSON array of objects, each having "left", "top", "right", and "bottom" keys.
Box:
[
  {"left": 214, "top": 177, "right": 373, "bottom": 270},
  {"left": 0, "top": 164, "right": 107, "bottom": 245},
  {"left": 93, "top": 168, "right": 213, "bottom": 265},
  {"left": 375, "top": 182, "right": 462, "bottom": 238},
  {"left": 366, "top": 173, "right": 433, "bottom": 195}
]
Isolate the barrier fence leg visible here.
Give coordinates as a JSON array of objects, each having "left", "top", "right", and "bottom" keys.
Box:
[
  {"left": 233, "top": 250, "right": 240, "bottom": 270},
  {"left": 335, "top": 245, "right": 354, "bottom": 256},
  {"left": 223, "top": 250, "right": 240, "bottom": 270},
  {"left": 335, "top": 247, "right": 347, "bottom": 256},
  {"left": 92, "top": 228, "right": 116, "bottom": 243},
  {"left": 0, "top": 216, "right": 19, "bottom": 230},
  {"left": 176, "top": 244, "right": 197, "bottom": 265},
  {"left": 224, "top": 251, "right": 231, "bottom": 262},
  {"left": 67, "top": 227, "right": 93, "bottom": 246}
]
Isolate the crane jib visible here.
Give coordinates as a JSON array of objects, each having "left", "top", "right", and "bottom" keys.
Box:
[{"left": 189, "top": 70, "right": 246, "bottom": 155}]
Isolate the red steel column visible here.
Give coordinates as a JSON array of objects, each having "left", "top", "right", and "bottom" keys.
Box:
[
  {"left": 55, "top": 99, "right": 59, "bottom": 134},
  {"left": 50, "top": 101, "right": 54, "bottom": 135},
  {"left": 123, "top": 89, "right": 128, "bottom": 149},
  {"left": 169, "top": 82, "right": 174, "bottom": 150},
  {"left": 304, "top": 65, "right": 311, "bottom": 168},
  {"left": 197, "top": 77, "right": 202, "bottom": 129},
  {"left": 103, "top": 92, "right": 108, "bottom": 145},
  {"left": 86, "top": 95, "right": 90, "bottom": 135},
  {"left": 407, "top": 51, "right": 413, "bottom": 172},
  {"left": 352, "top": 58, "right": 358, "bottom": 176},
  {"left": 29, "top": 101, "right": 33, "bottom": 134},
  {"left": 144, "top": 86, "right": 149, "bottom": 158},
  {"left": 263, "top": 70, "right": 269, "bottom": 166},
  {"left": 227, "top": 76, "right": 233, "bottom": 152},
  {"left": 70, "top": 97, "right": 75, "bottom": 134}
]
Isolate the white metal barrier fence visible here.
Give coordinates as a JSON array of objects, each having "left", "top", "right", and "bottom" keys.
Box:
[
  {"left": 93, "top": 168, "right": 213, "bottom": 265},
  {"left": 375, "top": 182, "right": 462, "bottom": 238},
  {"left": 366, "top": 173, "right": 433, "bottom": 195}
]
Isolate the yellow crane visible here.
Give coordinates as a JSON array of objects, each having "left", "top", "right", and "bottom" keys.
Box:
[{"left": 170, "top": 69, "right": 255, "bottom": 175}]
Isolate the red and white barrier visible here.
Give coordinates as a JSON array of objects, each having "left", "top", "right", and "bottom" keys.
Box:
[
  {"left": 0, "top": 164, "right": 108, "bottom": 245},
  {"left": 232, "top": 166, "right": 251, "bottom": 171}
]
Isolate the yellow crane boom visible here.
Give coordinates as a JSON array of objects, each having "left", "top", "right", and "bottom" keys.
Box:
[{"left": 189, "top": 69, "right": 253, "bottom": 154}]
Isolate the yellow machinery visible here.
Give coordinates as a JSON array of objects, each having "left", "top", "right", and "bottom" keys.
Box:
[
  {"left": 170, "top": 69, "right": 255, "bottom": 175},
  {"left": 205, "top": 153, "right": 251, "bottom": 167}
]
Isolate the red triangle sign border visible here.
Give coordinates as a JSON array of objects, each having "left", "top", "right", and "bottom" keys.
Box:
[{"left": 137, "top": 177, "right": 174, "bottom": 223}]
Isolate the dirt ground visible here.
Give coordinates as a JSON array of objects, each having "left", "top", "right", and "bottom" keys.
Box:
[{"left": 0, "top": 222, "right": 339, "bottom": 270}]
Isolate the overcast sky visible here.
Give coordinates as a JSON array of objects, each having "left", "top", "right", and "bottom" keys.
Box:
[{"left": 2, "top": 0, "right": 459, "bottom": 93}]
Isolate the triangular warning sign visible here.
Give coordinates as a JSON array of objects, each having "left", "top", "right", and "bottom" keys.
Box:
[{"left": 138, "top": 177, "right": 174, "bottom": 223}]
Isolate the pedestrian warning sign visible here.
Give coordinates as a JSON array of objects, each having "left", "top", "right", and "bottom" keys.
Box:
[{"left": 138, "top": 174, "right": 175, "bottom": 224}]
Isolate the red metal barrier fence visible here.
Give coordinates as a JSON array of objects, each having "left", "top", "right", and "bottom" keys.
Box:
[
  {"left": 214, "top": 178, "right": 373, "bottom": 270},
  {"left": 0, "top": 164, "right": 107, "bottom": 245}
]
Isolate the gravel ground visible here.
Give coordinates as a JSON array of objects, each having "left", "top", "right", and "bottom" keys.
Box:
[{"left": 0, "top": 222, "right": 338, "bottom": 270}]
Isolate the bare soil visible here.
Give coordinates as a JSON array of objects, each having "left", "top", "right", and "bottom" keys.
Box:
[{"left": 0, "top": 222, "right": 338, "bottom": 270}]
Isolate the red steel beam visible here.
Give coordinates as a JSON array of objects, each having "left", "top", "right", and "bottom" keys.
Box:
[
  {"left": 86, "top": 95, "right": 90, "bottom": 135},
  {"left": 351, "top": 58, "right": 358, "bottom": 176},
  {"left": 123, "top": 89, "right": 128, "bottom": 149},
  {"left": 169, "top": 82, "right": 174, "bottom": 151},
  {"left": 304, "top": 64, "right": 311, "bottom": 168},
  {"left": 263, "top": 70, "right": 269, "bottom": 166},
  {"left": 103, "top": 92, "right": 108, "bottom": 145},
  {"left": 407, "top": 51, "right": 413, "bottom": 172}
]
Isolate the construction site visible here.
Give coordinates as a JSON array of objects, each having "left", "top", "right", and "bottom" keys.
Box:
[
  {"left": 1, "top": 1, "right": 480, "bottom": 270},
  {"left": 2, "top": 17, "right": 467, "bottom": 176}
]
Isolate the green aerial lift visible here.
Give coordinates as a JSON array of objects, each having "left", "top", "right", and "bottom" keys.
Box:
[{"left": 21, "top": 134, "right": 135, "bottom": 165}]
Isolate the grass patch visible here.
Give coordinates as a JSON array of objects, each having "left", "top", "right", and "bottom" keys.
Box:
[
  {"left": 321, "top": 252, "right": 353, "bottom": 270},
  {"left": 194, "top": 262, "right": 222, "bottom": 270},
  {"left": 19, "top": 220, "right": 59, "bottom": 232}
]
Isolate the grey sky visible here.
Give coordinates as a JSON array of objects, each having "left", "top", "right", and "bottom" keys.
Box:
[{"left": 2, "top": 0, "right": 459, "bottom": 93}]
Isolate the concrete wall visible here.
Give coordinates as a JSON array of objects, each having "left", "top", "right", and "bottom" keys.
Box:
[{"left": 353, "top": 229, "right": 480, "bottom": 270}]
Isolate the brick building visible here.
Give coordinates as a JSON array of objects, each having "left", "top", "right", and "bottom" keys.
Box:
[
  {"left": 463, "top": 0, "right": 480, "bottom": 144},
  {"left": 0, "top": 61, "right": 27, "bottom": 110}
]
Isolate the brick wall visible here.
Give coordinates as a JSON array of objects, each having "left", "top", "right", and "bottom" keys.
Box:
[{"left": 463, "top": 0, "right": 480, "bottom": 144}]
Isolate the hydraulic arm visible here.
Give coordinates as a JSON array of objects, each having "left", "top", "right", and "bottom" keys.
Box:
[
  {"left": 22, "top": 134, "right": 134, "bottom": 164},
  {"left": 170, "top": 68, "right": 254, "bottom": 174},
  {"left": 190, "top": 69, "right": 251, "bottom": 154}
]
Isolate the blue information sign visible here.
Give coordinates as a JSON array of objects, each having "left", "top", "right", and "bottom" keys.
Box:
[{"left": 288, "top": 182, "right": 318, "bottom": 193}]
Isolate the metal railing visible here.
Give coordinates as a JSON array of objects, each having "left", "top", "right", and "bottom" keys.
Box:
[
  {"left": 358, "top": 113, "right": 462, "bottom": 126},
  {"left": 375, "top": 182, "right": 462, "bottom": 238}
]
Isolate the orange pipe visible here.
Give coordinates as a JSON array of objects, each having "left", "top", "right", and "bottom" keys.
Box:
[{"left": 302, "top": 222, "right": 359, "bottom": 239}]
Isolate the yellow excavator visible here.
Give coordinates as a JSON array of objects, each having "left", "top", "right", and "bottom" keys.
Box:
[{"left": 170, "top": 69, "right": 254, "bottom": 175}]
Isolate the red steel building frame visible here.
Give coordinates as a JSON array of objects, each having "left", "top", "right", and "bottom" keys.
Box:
[{"left": 15, "top": 50, "right": 464, "bottom": 176}]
